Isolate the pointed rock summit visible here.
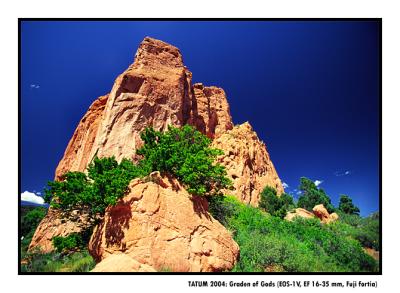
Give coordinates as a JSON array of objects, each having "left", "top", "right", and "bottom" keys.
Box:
[
  {"left": 30, "top": 38, "right": 284, "bottom": 269},
  {"left": 55, "top": 37, "right": 233, "bottom": 180}
]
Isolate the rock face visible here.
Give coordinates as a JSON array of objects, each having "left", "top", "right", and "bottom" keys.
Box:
[
  {"left": 88, "top": 172, "right": 239, "bottom": 272},
  {"left": 285, "top": 204, "right": 339, "bottom": 224},
  {"left": 55, "top": 95, "right": 108, "bottom": 180},
  {"left": 55, "top": 37, "right": 233, "bottom": 179},
  {"left": 28, "top": 208, "right": 91, "bottom": 253},
  {"left": 212, "top": 122, "right": 284, "bottom": 205}
]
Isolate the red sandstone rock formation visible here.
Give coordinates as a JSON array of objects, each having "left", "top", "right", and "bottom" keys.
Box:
[
  {"left": 30, "top": 37, "right": 283, "bottom": 255},
  {"left": 89, "top": 172, "right": 239, "bottom": 272},
  {"left": 55, "top": 37, "right": 233, "bottom": 180},
  {"left": 212, "top": 122, "right": 284, "bottom": 205}
]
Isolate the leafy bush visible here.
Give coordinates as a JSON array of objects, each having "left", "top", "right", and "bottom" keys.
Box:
[
  {"left": 44, "top": 157, "right": 143, "bottom": 217},
  {"left": 137, "top": 125, "right": 231, "bottom": 196},
  {"left": 21, "top": 206, "right": 46, "bottom": 237},
  {"left": 259, "top": 186, "right": 294, "bottom": 218},
  {"left": 338, "top": 194, "right": 360, "bottom": 215},
  {"left": 52, "top": 233, "right": 84, "bottom": 253},
  {"left": 209, "top": 196, "right": 378, "bottom": 272},
  {"left": 335, "top": 211, "right": 380, "bottom": 250},
  {"left": 297, "top": 177, "right": 335, "bottom": 213}
]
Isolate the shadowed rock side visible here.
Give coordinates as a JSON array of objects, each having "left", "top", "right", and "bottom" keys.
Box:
[
  {"left": 211, "top": 122, "right": 284, "bottom": 206},
  {"left": 89, "top": 172, "right": 239, "bottom": 272},
  {"left": 55, "top": 95, "right": 108, "bottom": 180}
]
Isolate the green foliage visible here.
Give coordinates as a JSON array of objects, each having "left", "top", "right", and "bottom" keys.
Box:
[
  {"left": 20, "top": 249, "right": 95, "bottom": 272},
  {"left": 44, "top": 125, "right": 231, "bottom": 221},
  {"left": 259, "top": 186, "right": 294, "bottom": 218},
  {"left": 338, "top": 194, "right": 360, "bottom": 215},
  {"left": 137, "top": 125, "right": 231, "bottom": 196},
  {"left": 297, "top": 177, "right": 335, "bottom": 213},
  {"left": 52, "top": 233, "right": 84, "bottom": 253},
  {"left": 336, "top": 211, "right": 380, "bottom": 250},
  {"left": 209, "top": 196, "right": 378, "bottom": 272},
  {"left": 21, "top": 206, "right": 46, "bottom": 237},
  {"left": 44, "top": 156, "right": 142, "bottom": 217}
]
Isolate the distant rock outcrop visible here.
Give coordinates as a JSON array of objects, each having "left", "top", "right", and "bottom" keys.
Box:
[
  {"left": 88, "top": 172, "right": 239, "bottom": 272},
  {"left": 285, "top": 204, "right": 339, "bottom": 224},
  {"left": 284, "top": 208, "right": 315, "bottom": 222},
  {"left": 312, "top": 204, "right": 339, "bottom": 224},
  {"left": 29, "top": 37, "right": 283, "bottom": 257}
]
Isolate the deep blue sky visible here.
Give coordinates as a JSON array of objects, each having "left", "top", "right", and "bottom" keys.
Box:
[{"left": 21, "top": 21, "right": 380, "bottom": 216}]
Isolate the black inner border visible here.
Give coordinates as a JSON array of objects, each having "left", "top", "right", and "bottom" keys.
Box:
[{"left": 18, "top": 18, "right": 382, "bottom": 275}]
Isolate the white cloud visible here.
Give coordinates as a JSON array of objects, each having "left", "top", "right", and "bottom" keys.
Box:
[
  {"left": 30, "top": 84, "right": 40, "bottom": 89},
  {"left": 21, "top": 191, "right": 44, "bottom": 205},
  {"left": 282, "top": 182, "right": 289, "bottom": 189},
  {"left": 314, "top": 180, "right": 323, "bottom": 187},
  {"left": 296, "top": 191, "right": 302, "bottom": 195},
  {"left": 334, "top": 170, "right": 352, "bottom": 177}
]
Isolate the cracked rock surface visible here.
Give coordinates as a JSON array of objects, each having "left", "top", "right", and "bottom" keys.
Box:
[{"left": 89, "top": 172, "right": 239, "bottom": 272}]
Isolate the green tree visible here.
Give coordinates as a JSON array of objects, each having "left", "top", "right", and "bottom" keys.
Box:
[
  {"left": 137, "top": 125, "right": 231, "bottom": 196},
  {"left": 297, "top": 177, "right": 335, "bottom": 213},
  {"left": 259, "top": 186, "right": 294, "bottom": 218},
  {"left": 338, "top": 195, "right": 360, "bottom": 215},
  {"left": 21, "top": 207, "right": 47, "bottom": 237},
  {"left": 44, "top": 156, "right": 142, "bottom": 218}
]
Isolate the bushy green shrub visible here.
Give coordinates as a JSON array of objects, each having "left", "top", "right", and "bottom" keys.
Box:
[
  {"left": 137, "top": 125, "right": 231, "bottom": 196},
  {"left": 297, "top": 177, "right": 335, "bottom": 213},
  {"left": 21, "top": 206, "right": 47, "bottom": 237},
  {"left": 209, "top": 196, "right": 378, "bottom": 272},
  {"left": 52, "top": 233, "right": 84, "bottom": 253},
  {"left": 259, "top": 186, "right": 294, "bottom": 218},
  {"left": 44, "top": 156, "right": 143, "bottom": 217},
  {"left": 335, "top": 211, "right": 380, "bottom": 250}
]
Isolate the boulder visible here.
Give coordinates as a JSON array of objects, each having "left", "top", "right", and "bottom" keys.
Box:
[
  {"left": 88, "top": 172, "right": 239, "bottom": 272},
  {"left": 91, "top": 254, "right": 156, "bottom": 272},
  {"left": 284, "top": 205, "right": 339, "bottom": 224},
  {"left": 284, "top": 208, "right": 315, "bottom": 221},
  {"left": 312, "top": 204, "right": 339, "bottom": 224}
]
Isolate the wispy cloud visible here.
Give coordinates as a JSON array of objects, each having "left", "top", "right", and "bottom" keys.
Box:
[
  {"left": 296, "top": 191, "right": 302, "bottom": 195},
  {"left": 21, "top": 191, "right": 45, "bottom": 205},
  {"left": 314, "top": 180, "right": 323, "bottom": 187},
  {"left": 30, "top": 84, "right": 40, "bottom": 89},
  {"left": 334, "top": 170, "right": 352, "bottom": 177},
  {"left": 282, "top": 182, "right": 289, "bottom": 189}
]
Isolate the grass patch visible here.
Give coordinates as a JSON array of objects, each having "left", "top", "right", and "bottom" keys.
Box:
[{"left": 21, "top": 249, "right": 95, "bottom": 272}]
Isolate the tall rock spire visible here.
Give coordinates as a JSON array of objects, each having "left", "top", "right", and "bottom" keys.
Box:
[{"left": 55, "top": 37, "right": 233, "bottom": 180}]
